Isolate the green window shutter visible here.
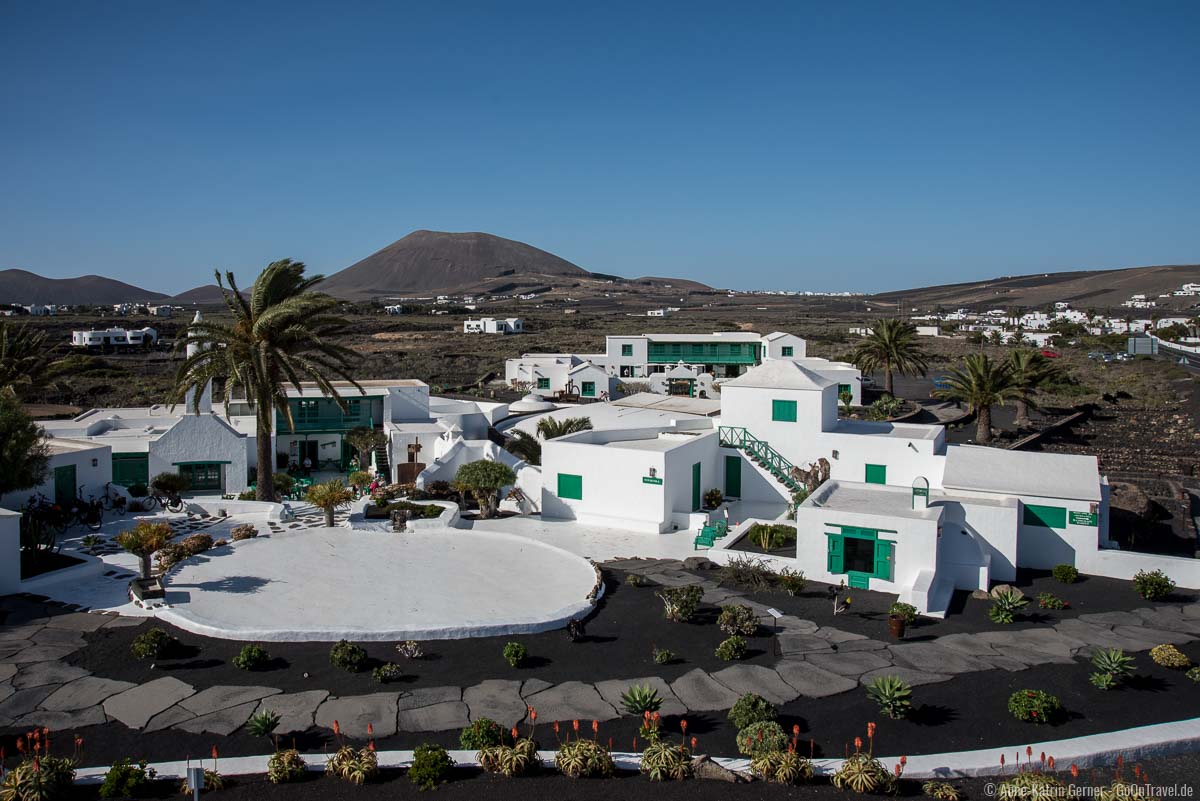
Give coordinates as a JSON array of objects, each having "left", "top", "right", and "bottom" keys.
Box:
[
  {"left": 838, "top": 383, "right": 852, "bottom": 395},
  {"left": 1023, "top": 504, "right": 1067, "bottom": 528},
  {"left": 771, "top": 399, "right": 797, "bottom": 422},
  {"left": 581, "top": 381, "right": 596, "bottom": 397},
  {"left": 691, "top": 462, "right": 702, "bottom": 511},
  {"left": 781, "top": 346, "right": 793, "bottom": 357},
  {"left": 112, "top": 453, "right": 149, "bottom": 488},
  {"left": 536, "top": 377, "right": 550, "bottom": 390},
  {"left": 621, "top": 344, "right": 633, "bottom": 356},
  {"left": 557, "top": 473, "right": 583, "bottom": 500},
  {"left": 827, "top": 534, "right": 845, "bottom": 574},
  {"left": 873, "top": 540, "right": 894, "bottom": 581},
  {"left": 865, "top": 464, "right": 887, "bottom": 484}
]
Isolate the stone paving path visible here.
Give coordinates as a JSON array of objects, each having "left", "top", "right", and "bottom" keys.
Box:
[{"left": 4, "top": 558, "right": 1200, "bottom": 740}]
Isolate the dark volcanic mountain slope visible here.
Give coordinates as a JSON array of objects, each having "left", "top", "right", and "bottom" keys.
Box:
[
  {"left": 319, "top": 230, "right": 592, "bottom": 298},
  {"left": 0, "top": 268, "right": 167, "bottom": 305}
]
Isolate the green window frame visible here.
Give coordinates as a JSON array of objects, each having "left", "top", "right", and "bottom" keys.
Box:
[
  {"left": 536, "top": 377, "right": 550, "bottom": 390},
  {"left": 1023, "top": 504, "right": 1067, "bottom": 528},
  {"left": 557, "top": 473, "right": 583, "bottom": 500},
  {"left": 865, "top": 463, "right": 887, "bottom": 484},
  {"left": 838, "top": 383, "right": 852, "bottom": 396},
  {"left": 781, "top": 346, "right": 793, "bottom": 357},
  {"left": 826, "top": 527, "right": 894, "bottom": 585},
  {"left": 729, "top": 344, "right": 741, "bottom": 354},
  {"left": 112, "top": 453, "right": 149, "bottom": 488},
  {"left": 581, "top": 381, "right": 596, "bottom": 397},
  {"left": 621, "top": 344, "right": 633, "bottom": 357},
  {"left": 296, "top": 399, "right": 319, "bottom": 424},
  {"left": 178, "top": 462, "right": 223, "bottom": 492},
  {"left": 771, "top": 399, "right": 797, "bottom": 422}
]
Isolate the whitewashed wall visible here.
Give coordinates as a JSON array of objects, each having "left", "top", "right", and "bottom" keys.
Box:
[
  {"left": 150, "top": 414, "right": 249, "bottom": 494},
  {"left": 0, "top": 442, "right": 113, "bottom": 510}
]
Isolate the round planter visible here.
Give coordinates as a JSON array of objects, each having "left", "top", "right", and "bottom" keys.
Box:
[{"left": 888, "top": 613, "right": 907, "bottom": 640}]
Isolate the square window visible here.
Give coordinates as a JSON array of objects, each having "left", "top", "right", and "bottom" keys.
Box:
[
  {"left": 771, "top": 399, "right": 797, "bottom": 422},
  {"left": 558, "top": 473, "right": 583, "bottom": 500},
  {"left": 536, "top": 377, "right": 550, "bottom": 390},
  {"left": 865, "top": 464, "right": 887, "bottom": 484},
  {"left": 781, "top": 346, "right": 793, "bottom": 357},
  {"left": 581, "top": 381, "right": 596, "bottom": 397},
  {"left": 621, "top": 344, "right": 633, "bottom": 357}
]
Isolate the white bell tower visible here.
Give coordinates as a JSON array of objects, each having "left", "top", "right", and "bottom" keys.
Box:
[{"left": 183, "top": 311, "right": 213, "bottom": 414}]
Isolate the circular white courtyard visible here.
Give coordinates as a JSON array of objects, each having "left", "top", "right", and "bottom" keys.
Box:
[{"left": 157, "top": 527, "right": 599, "bottom": 642}]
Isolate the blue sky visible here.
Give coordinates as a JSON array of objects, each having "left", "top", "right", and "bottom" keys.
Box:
[{"left": 2, "top": 1, "right": 1198, "bottom": 293}]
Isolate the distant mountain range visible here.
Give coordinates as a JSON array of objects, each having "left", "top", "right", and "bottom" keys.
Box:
[
  {"left": 0, "top": 269, "right": 168, "bottom": 305},
  {"left": 869, "top": 264, "right": 1200, "bottom": 311}
]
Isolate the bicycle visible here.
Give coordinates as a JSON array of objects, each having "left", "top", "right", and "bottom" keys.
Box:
[
  {"left": 148, "top": 491, "right": 185, "bottom": 513},
  {"left": 99, "top": 483, "right": 128, "bottom": 516},
  {"left": 69, "top": 488, "right": 104, "bottom": 532}
]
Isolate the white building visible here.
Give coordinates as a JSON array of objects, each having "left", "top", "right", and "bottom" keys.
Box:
[
  {"left": 148, "top": 305, "right": 174, "bottom": 317},
  {"left": 71, "top": 327, "right": 158, "bottom": 349},
  {"left": 464, "top": 317, "right": 524, "bottom": 334},
  {"left": 535, "top": 359, "right": 1132, "bottom": 616},
  {"left": 505, "top": 331, "right": 859, "bottom": 403},
  {"left": 0, "top": 438, "right": 113, "bottom": 511}
]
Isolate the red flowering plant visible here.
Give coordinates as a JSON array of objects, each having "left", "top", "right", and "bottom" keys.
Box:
[
  {"left": 1007, "top": 689, "right": 1063, "bottom": 724},
  {"left": 478, "top": 707, "right": 540, "bottom": 777},
  {"left": 324, "top": 721, "right": 379, "bottom": 785},
  {"left": 1, "top": 728, "right": 79, "bottom": 795}
]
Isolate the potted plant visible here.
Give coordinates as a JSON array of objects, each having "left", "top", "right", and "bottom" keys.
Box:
[
  {"left": 887, "top": 602, "right": 917, "bottom": 640},
  {"left": 116, "top": 521, "right": 174, "bottom": 600}
]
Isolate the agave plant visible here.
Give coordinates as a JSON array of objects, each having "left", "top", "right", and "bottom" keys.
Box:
[
  {"left": 988, "top": 587, "right": 1029, "bottom": 624},
  {"left": 246, "top": 709, "right": 281, "bottom": 739},
  {"left": 640, "top": 740, "right": 692, "bottom": 782},
  {"left": 923, "top": 780, "right": 964, "bottom": 801},
  {"left": 267, "top": 749, "right": 308, "bottom": 784},
  {"left": 831, "top": 752, "right": 896, "bottom": 794},
  {"left": 555, "top": 738, "right": 614, "bottom": 779},
  {"left": 1089, "top": 648, "right": 1135, "bottom": 690},
  {"left": 0, "top": 756, "right": 77, "bottom": 801},
  {"left": 866, "top": 674, "right": 913, "bottom": 719},
  {"left": 326, "top": 746, "right": 378, "bottom": 785},
  {"left": 479, "top": 738, "right": 539, "bottom": 777},
  {"left": 620, "top": 684, "right": 663, "bottom": 715},
  {"left": 751, "top": 749, "right": 814, "bottom": 785},
  {"left": 997, "top": 772, "right": 1064, "bottom": 801}
]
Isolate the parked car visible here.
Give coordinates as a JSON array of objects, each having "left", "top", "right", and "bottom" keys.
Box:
[{"left": 1040, "top": 349, "right": 1060, "bottom": 358}]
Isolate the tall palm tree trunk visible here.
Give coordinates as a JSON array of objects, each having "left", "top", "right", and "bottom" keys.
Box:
[
  {"left": 256, "top": 400, "right": 276, "bottom": 502},
  {"left": 976, "top": 404, "right": 993, "bottom": 444},
  {"left": 884, "top": 358, "right": 894, "bottom": 396},
  {"left": 1014, "top": 394, "right": 1032, "bottom": 429},
  {"left": 324, "top": 507, "right": 335, "bottom": 527}
]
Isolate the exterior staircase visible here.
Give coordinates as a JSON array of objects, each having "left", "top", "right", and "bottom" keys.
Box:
[
  {"left": 372, "top": 443, "right": 390, "bottom": 481},
  {"left": 718, "top": 426, "right": 802, "bottom": 494}
]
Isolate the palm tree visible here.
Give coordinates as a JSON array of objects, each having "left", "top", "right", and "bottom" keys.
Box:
[
  {"left": 0, "top": 322, "right": 53, "bottom": 398},
  {"left": 168, "top": 260, "right": 361, "bottom": 501},
  {"left": 504, "top": 429, "right": 542, "bottom": 465},
  {"left": 116, "top": 521, "right": 174, "bottom": 580},
  {"left": 535, "top": 416, "right": 593, "bottom": 440},
  {"left": 1006, "top": 349, "right": 1060, "bottom": 429},
  {"left": 305, "top": 479, "right": 355, "bottom": 527},
  {"left": 346, "top": 425, "right": 387, "bottom": 471},
  {"left": 851, "top": 319, "right": 928, "bottom": 396},
  {"left": 933, "top": 354, "right": 1016, "bottom": 444}
]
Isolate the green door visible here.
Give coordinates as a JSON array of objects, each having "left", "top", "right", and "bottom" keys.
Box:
[
  {"left": 724, "top": 455, "right": 742, "bottom": 498},
  {"left": 827, "top": 534, "right": 844, "bottom": 573},
  {"left": 691, "top": 463, "right": 702, "bottom": 511},
  {"left": 53, "top": 465, "right": 76, "bottom": 506},
  {"left": 874, "top": 540, "right": 895, "bottom": 581},
  {"left": 112, "top": 453, "right": 149, "bottom": 488}
]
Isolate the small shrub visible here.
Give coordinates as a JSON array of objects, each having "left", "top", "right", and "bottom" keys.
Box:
[
  {"left": 923, "top": 780, "right": 963, "bottom": 801},
  {"left": 233, "top": 644, "right": 271, "bottom": 671},
  {"left": 652, "top": 647, "right": 675, "bottom": 665},
  {"left": 775, "top": 567, "right": 807, "bottom": 596},
  {"left": 717, "top": 604, "right": 758, "bottom": 636},
  {"left": 1133, "top": 569, "right": 1176, "bottom": 601},
  {"left": 747, "top": 523, "right": 796, "bottom": 551},
  {"left": 988, "top": 587, "right": 1029, "bottom": 624},
  {"left": 831, "top": 752, "right": 897, "bottom": 794},
  {"left": 751, "top": 749, "right": 814, "bottom": 785},
  {"left": 459, "top": 718, "right": 503, "bottom": 750},
  {"left": 737, "top": 720, "right": 787, "bottom": 756},
  {"left": 130, "top": 627, "right": 176, "bottom": 660},
  {"left": 99, "top": 758, "right": 156, "bottom": 798},
  {"left": 626, "top": 573, "right": 644, "bottom": 587},
  {"left": 154, "top": 542, "right": 187, "bottom": 571},
  {"left": 997, "top": 772, "right": 1063, "bottom": 800},
  {"left": 1089, "top": 648, "right": 1135, "bottom": 690},
  {"left": 267, "top": 749, "right": 307, "bottom": 784},
  {"left": 2, "top": 756, "right": 77, "bottom": 801},
  {"left": 180, "top": 533, "right": 214, "bottom": 556},
  {"left": 1036, "top": 591, "right": 1068, "bottom": 610},
  {"left": 1052, "top": 564, "right": 1079, "bottom": 583},
  {"left": 1007, "top": 689, "right": 1063, "bottom": 723},
  {"left": 179, "top": 769, "right": 225, "bottom": 794},
  {"left": 409, "top": 743, "right": 454, "bottom": 791},
  {"left": 715, "top": 635, "right": 747, "bottom": 661},
  {"left": 479, "top": 738, "right": 539, "bottom": 777},
  {"left": 555, "top": 738, "right": 615, "bottom": 778},
  {"left": 1186, "top": 666, "right": 1200, "bottom": 683},
  {"left": 640, "top": 740, "right": 691, "bottom": 781},
  {"left": 889, "top": 602, "right": 918, "bottom": 624},
  {"left": 230, "top": 524, "right": 258, "bottom": 541},
  {"left": 703, "top": 488, "right": 724, "bottom": 509},
  {"left": 372, "top": 662, "right": 405, "bottom": 683},
  {"left": 720, "top": 554, "right": 775, "bottom": 592},
  {"left": 502, "top": 641, "right": 528, "bottom": 668},
  {"left": 620, "top": 684, "right": 663, "bottom": 715},
  {"left": 866, "top": 674, "right": 913, "bottom": 719},
  {"left": 329, "top": 640, "right": 368, "bottom": 672},
  {"left": 326, "top": 745, "right": 379, "bottom": 784},
  {"left": 656, "top": 585, "right": 703, "bottom": 622},
  {"left": 238, "top": 489, "right": 257, "bottom": 500},
  {"left": 728, "top": 693, "right": 776, "bottom": 730},
  {"left": 396, "top": 640, "right": 424, "bottom": 659},
  {"left": 247, "top": 709, "right": 281, "bottom": 739},
  {"left": 1150, "top": 643, "right": 1191, "bottom": 669}
]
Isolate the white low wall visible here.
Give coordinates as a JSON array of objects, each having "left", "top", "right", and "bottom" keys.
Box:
[
  {"left": 347, "top": 499, "right": 459, "bottom": 532},
  {"left": 0, "top": 509, "right": 20, "bottom": 596},
  {"left": 183, "top": 499, "right": 285, "bottom": 520},
  {"left": 1080, "top": 547, "right": 1200, "bottom": 589}
]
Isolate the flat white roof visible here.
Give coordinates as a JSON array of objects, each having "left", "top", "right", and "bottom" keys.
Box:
[
  {"left": 804, "top": 480, "right": 942, "bottom": 521},
  {"left": 601, "top": 431, "right": 711, "bottom": 453},
  {"left": 942, "top": 445, "right": 1101, "bottom": 502},
  {"left": 613, "top": 392, "right": 722, "bottom": 416},
  {"left": 832, "top": 419, "right": 943, "bottom": 441},
  {"left": 503, "top": 400, "right": 713, "bottom": 436}
]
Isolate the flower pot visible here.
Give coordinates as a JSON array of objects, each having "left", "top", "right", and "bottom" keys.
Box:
[
  {"left": 130, "top": 577, "right": 165, "bottom": 601},
  {"left": 888, "top": 614, "right": 906, "bottom": 640}
]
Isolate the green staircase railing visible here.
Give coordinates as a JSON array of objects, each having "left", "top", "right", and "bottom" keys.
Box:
[{"left": 718, "top": 426, "right": 800, "bottom": 492}]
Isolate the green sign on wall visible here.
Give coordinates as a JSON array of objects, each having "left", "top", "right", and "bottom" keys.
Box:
[
  {"left": 642, "top": 476, "right": 663, "bottom": 485},
  {"left": 1069, "top": 511, "right": 1098, "bottom": 526}
]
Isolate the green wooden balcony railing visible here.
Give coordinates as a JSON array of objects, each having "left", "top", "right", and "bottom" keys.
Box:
[{"left": 718, "top": 426, "right": 801, "bottom": 492}]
